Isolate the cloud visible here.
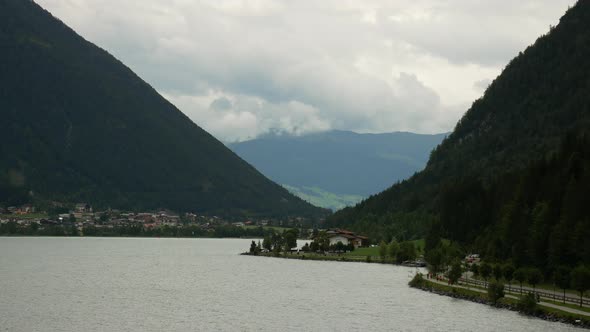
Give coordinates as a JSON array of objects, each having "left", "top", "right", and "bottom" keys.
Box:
[
  {"left": 166, "top": 92, "right": 331, "bottom": 142},
  {"left": 473, "top": 79, "right": 493, "bottom": 92},
  {"left": 210, "top": 97, "right": 233, "bottom": 111},
  {"left": 37, "top": 0, "right": 576, "bottom": 141}
]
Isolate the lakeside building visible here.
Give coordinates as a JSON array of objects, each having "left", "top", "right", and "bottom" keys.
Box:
[{"left": 326, "top": 229, "right": 368, "bottom": 248}]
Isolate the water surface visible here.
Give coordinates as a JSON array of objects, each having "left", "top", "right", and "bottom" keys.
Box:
[{"left": 0, "top": 237, "right": 582, "bottom": 331}]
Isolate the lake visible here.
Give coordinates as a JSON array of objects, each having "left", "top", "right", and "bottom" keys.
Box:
[{"left": 0, "top": 237, "right": 583, "bottom": 331}]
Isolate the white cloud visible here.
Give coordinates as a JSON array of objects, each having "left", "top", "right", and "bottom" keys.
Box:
[
  {"left": 37, "top": 0, "right": 576, "bottom": 141},
  {"left": 165, "top": 92, "right": 331, "bottom": 142},
  {"left": 473, "top": 79, "right": 493, "bottom": 92}
]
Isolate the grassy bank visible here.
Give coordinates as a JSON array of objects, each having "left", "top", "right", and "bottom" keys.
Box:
[
  {"left": 409, "top": 274, "right": 590, "bottom": 329},
  {"left": 470, "top": 275, "right": 588, "bottom": 300},
  {"left": 243, "top": 251, "right": 406, "bottom": 265}
]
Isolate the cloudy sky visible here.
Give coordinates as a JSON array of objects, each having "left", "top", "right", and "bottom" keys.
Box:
[{"left": 37, "top": 0, "right": 575, "bottom": 142}]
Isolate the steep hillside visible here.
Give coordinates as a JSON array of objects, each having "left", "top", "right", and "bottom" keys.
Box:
[
  {"left": 0, "top": 0, "right": 326, "bottom": 217},
  {"left": 229, "top": 131, "right": 446, "bottom": 209},
  {"left": 437, "top": 133, "right": 590, "bottom": 270},
  {"left": 327, "top": 1, "right": 590, "bottom": 243}
]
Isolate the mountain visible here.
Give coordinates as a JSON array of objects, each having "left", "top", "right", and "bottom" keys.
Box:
[
  {"left": 0, "top": 0, "right": 326, "bottom": 218},
  {"left": 229, "top": 130, "right": 446, "bottom": 210},
  {"left": 327, "top": 0, "right": 590, "bottom": 254},
  {"left": 438, "top": 133, "right": 590, "bottom": 271},
  {"left": 281, "top": 185, "right": 364, "bottom": 212}
]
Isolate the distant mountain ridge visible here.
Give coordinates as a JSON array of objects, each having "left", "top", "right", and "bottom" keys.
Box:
[
  {"left": 0, "top": 0, "right": 326, "bottom": 217},
  {"left": 282, "top": 185, "right": 364, "bottom": 211},
  {"left": 229, "top": 130, "right": 447, "bottom": 210}
]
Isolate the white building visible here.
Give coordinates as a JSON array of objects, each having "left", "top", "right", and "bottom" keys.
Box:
[
  {"left": 325, "top": 229, "right": 367, "bottom": 248},
  {"left": 329, "top": 235, "right": 350, "bottom": 246}
]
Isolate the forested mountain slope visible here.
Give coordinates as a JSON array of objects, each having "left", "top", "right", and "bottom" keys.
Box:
[
  {"left": 0, "top": 0, "right": 326, "bottom": 217},
  {"left": 327, "top": 0, "right": 590, "bottom": 249},
  {"left": 442, "top": 134, "right": 590, "bottom": 270}
]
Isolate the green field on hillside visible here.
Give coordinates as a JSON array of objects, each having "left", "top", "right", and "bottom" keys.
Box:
[{"left": 283, "top": 185, "right": 363, "bottom": 211}]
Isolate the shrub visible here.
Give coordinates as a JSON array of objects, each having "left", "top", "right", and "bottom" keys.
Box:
[
  {"left": 517, "top": 293, "right": 538, "bottom": 315},
  {"left": 487, "top": 281, "right": 505, "bottom": 305},
  {"left": 409, "top": 273, "right": 426, "bottom": 288}
]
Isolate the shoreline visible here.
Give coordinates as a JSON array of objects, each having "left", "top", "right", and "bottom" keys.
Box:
[
  {"left": 247, "top": 253, "right": 589, "bottom": 329},
  {"left": 241, "top": 251, "right": 424, "bottom": 268},
  {"left": 0, "top": 234, "right": 271, "bottom": 240},
  {"left": 410, "top": 277, "right": 590, "bottom": 329}
]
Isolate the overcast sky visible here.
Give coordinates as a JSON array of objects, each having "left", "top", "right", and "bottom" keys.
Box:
[{"left": 37, "top": 0, "right": 576, "bottom": 142}]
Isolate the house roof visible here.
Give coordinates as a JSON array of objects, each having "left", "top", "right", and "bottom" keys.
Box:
[{"left": 325, "top": 229, "right": 367, "bottom": 241}]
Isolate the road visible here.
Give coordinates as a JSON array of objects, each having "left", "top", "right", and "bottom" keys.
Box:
[
  {"left": 427, "top": 277, "right": 590, "bottom": 317},
  {"left": 459, "top": 274, "right": 590, "bottom": 306}
]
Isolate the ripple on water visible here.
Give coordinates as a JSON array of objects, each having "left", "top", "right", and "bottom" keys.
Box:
[{"left": 0, "top": 237, "right": 584, "bottom": 332}]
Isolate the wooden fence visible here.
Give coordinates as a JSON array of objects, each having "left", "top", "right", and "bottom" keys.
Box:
[{"left": 458, "top": 277, "right": 590, "bottom": 306}]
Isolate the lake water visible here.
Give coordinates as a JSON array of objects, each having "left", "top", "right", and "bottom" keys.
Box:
[{"left": 0, "top": 237, "right": 583, "bottom": 331}]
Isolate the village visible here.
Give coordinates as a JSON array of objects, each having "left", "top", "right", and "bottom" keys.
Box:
[
  {"left": 1, "top": 204, "right": 387, "bottom": 255},
  {"left": 0, "top": 203, "right": 313, "bottom": 236},
  {"left": 1, "top": 203, "right": 402, "bottom": 256}
]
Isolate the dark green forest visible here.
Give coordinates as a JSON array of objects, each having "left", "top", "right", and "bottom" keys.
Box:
[
  {"left": 0, "top": 0, "right": 326, "bottom": 218},
  {"left": 436, "top": 133, "right": 590, "bottom": 272},
  {"left": 327, "top": 1, "right": 590, "bottom": 275}
]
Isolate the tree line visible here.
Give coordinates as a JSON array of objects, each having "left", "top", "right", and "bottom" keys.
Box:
[{"left": 0, "top": 222, "right": 278, "bottom": 238}]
